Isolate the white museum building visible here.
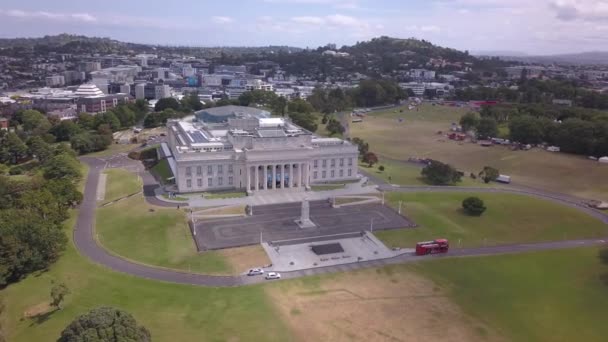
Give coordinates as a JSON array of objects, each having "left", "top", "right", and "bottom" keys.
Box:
[{"left": 165, "top": 106, "right": 359, "bottom": 194}]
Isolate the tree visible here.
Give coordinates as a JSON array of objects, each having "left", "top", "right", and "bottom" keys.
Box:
[
  {"left": 462, "top": 196, "right": 487, "bottom": 216},
  {"left": 287, "top": 98, "right": 314, "bottom": 114},
  {"left": 58, "top": 307, "right": 151, "bottom": 342},
  {"left": 50, "top": 282, "right": 69, "bottom": 310},
  {"left": 421, "top": 160, "right": 462, "bottom": 185},
  {"left": 288, "top": 112, "right": 317, "bottom": 132},
  {"left": 154, "top": 97, "right": 180, "bottom": 112},
  {"left": 4, "top": 132, "right": 27, "bottom": 164},
  {"left": 509, "top": 115, "right": 544, "bottom": 144},
  {"left": 51, "top": 120, "right": 82, "bottom": 142},
  {"left": 350, "top": 137, "right": 369, "bottom": 155},
  {"left": 362, "top": 152, "right": 379, "bottom": 167},
  {"left": 271, "top": 96, "right": 288, "bottom": 117},
  {"left": 478, "top": 166, "right": 499, "bottom": 184},
  {"left": 22, "top": 110, "right": 51, "bottom": 135},
  {"left": 378, "top": 165, "right": 385, "bottom": 172},
  {"left": 459, "top": 112, "right": 479, "bottom": 132},
  {"left": 43, "top": 153, "right": 81, "bottom": 181},
  {"left": 27, "top": 136, "right": 54, "bottom": 164},
  {"left": 476, "top": 117, "right": 498, "bottom": 139},
  {"left": 326, "top": 118, "right": 345, "bottom": 136},
  {"left": 181, "top": 93, "right": 203, "bottom": 112}
]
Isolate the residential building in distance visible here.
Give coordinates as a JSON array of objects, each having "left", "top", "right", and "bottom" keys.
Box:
[
  {"left": 165, "top": 105, "right": 359, "bottom": 193},
  {"left": 46, "top": 75, "right": 66, "bottom": 87},
  {"left": 155, "top": 84, "right": 171, "bottom": 99}
]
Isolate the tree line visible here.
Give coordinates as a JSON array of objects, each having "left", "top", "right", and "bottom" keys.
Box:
[{"left": 0, "top": 140, "right": 82, "bottom": 286}]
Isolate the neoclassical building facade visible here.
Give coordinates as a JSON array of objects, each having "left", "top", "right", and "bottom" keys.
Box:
[{"left": 165, "top": 106, "right": 359, "bottom": 194}]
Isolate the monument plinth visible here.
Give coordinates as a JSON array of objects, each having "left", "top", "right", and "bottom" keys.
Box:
[{"left": 295, "top": 199, "right": 317, "bottom": 229}]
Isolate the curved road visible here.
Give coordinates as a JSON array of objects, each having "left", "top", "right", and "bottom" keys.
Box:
[{"left": 74, "top": 157, "right": 608, "bottom": 287}]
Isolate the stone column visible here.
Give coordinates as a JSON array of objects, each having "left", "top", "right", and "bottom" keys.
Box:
[
  {"left": 263, "top": 165, "right": 268, "bottom": 190},
  {"left": 272, "top": 165, "right": 276, "bottom": 189},
  {"left": 254, "top": 165, "right": 259, "bottom": 191},
  {"left": 279, "top": 164, "right": 284, "bottom": 188},
  {"left": 246, "top": 165, "right": 251, "bottom": 191},
  {"left": 304, "top": 163, "right": 310, "bottom": 188},
  {"left": 289, "top": 164, "right": 293, "bottom": 188}
]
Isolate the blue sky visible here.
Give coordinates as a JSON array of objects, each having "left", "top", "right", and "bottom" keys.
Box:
[{"left": 0, "top": 0, "right": 607, "bottom": 54}]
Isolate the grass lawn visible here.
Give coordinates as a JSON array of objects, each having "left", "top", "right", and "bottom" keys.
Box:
[
  {"left": 151, "top": 158, "right": 173, "bottom": 183},
  {"left": 0, "top": 213, "right": 289, "bottom": 342},
  {"left": 85, "top": 143, "right": 139, "bottom": 158},
  {"left": 102, "top": 168, "right": 141, "bottom": 203},
  {"left": 97, "top": 194, "right": 235, "bottom": 275},
  {"left": 161, "top": 193, "right": 188, "bottom": 201},
  {"left": 203, "top": 191, "right": 247, "bottom": 199},
  {"left": 375, "top": 192, "right": 608, "bottom": 249},
  {"left": 311, "top": 184, "right": 346, "bottom": 191},
  {"left": 412, "top": 247, "right": 608, "bottom": 342},
  {"left": 350, "top": 103, "right": 608, "bottom": 199}
]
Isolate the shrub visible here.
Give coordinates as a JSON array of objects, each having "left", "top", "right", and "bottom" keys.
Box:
[
  {"left": 462, "top": 197, "right": 487, "bottom": 216},
  {"left": 378, "top": 165, "right": 385, "bottom": 172}
]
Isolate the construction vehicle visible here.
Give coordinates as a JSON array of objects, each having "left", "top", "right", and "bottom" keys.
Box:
[{"left": 415, "top": 239, "right": 449, "bottom": 255}]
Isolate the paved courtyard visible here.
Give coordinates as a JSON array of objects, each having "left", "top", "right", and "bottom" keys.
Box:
[
  {"left": 193, "top": 200, "right": 416, "bottom": 250},
  {"left": 262, "top": 232, "right": 415, "bottom": 272}
]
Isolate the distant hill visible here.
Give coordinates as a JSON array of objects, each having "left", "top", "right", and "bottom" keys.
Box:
[
  {"left": 493, "top": 51, "right": 608, "bottom": 65},
  {"left": 0, "top": 33, "right": 302, "bottom": 57}
]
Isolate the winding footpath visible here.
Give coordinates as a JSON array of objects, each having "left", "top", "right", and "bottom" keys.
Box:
[{"left": 73, "top": 157, "right": 608, "bottom": 288}]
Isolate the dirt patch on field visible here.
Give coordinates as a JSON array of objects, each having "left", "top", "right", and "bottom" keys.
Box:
[
  {"left": 217, "top": 245, "right": 271, "bottom": 273},
  {"left": 266, "top": 266, "right": 504, "bottom": 342},
  {"left": 23, "top": 302, "right": 53, "bottom": 319}
]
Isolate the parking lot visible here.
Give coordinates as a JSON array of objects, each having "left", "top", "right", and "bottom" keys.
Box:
[{"left": 193, "top": 200, "right": 416, "bottom": 250}]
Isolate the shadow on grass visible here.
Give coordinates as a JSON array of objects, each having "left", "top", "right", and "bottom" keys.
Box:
[{"left": 28, "top": 308, "right": 59, "bottom": 326}]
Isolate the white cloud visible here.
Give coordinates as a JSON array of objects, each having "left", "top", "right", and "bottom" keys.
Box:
[
  {"left": 211, "top": 16, "right": 234, "bottom": 24},
  {"left": 549, "top": 0, "right": 608, "bottom": 21},
  {"left": 292, "top": 16, "right": 325, "bottom": 25},
  {"left": 0, "top": 9, "right": 97, "bottom": 23}
]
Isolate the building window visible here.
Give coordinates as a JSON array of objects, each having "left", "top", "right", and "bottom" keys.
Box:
[
  {"left": 186, "top": 179, "right": 192, "bottom": 188},
  {"left": 314, "top": 171, "right": 318, "bottom": 179},
  {"left": 322, "top": 159, "right": 327, "bottom": 167},
  {"left": 340, "top": 158, "right": 344, "bottom": 166},
  {"left": 228, "top": 165, "right": 233, "bottom": 174},
  {"left": 339, "top": 169, "right": 344, "bottom": 177},
  {"left": 348, "top": 158, "right": 353, "bottom": 166},
  {"left": 218, "top": 165, "right": 223, "bottom": 174},
  {"left": 196, "top": 166, "right": 202, "bottom": 176},
  {"left": 208, "top": 178, "right": 213, "bottom": 187},
  {"left": 207, "top": 165, "right": 213, "bottom": 175},
  {"left": 322, "top": 171, "right": 326, "bottom": 179},
  {"left": 197, "top": 179, "right": 202, "bottom": 187},
  {"left": 331, "top": 159, "right": 335, "bottom": 167},
  {"left": 348, "top": 169, "right": 352, "bottom": 177},
  {"left": 228, "top": 176, "right": 233, "bottom": 185},
  {"left": 314, "top": 160, "right": 318, "bottom": 168},
  {"left": 113, "top": 98, "right": 118, "bottom": 106},
  {"left": 218, "top": 177, "right": 223, "bottom": 186},
  {"left": 186, "top": 167, "right": 191, "bottom": 177},
  {"left": 331, "top": 170, "right": 335, "bottom": 178}
]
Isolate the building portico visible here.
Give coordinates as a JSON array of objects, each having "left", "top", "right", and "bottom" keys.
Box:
[{"left": 246, "top": 162, "right": 310, "bottom": 193}]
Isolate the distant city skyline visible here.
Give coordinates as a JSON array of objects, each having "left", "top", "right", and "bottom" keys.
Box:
[{"left": 0, "top": 0, "right": 607, "bottom": 55}]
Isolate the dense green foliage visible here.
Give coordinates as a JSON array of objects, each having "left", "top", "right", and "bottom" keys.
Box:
[
  {"left": 58, "top": 307, "right": 151, "bottom": 342},
  {"left": 154, "top": 97, "right": 181, "bottom": 112},
  {"left": 421, "top": 160, "right": 462, "bottom": 185},
  {"left": 462, "top": 196, "right": 487, "bottom": 216},
  {"left": 0, "top": 155, "right": 82, "bottom": 286}
]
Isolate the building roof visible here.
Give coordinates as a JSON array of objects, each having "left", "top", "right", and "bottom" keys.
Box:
[{"left": 74, "top": 84, "right": 104, "bottom": 97}]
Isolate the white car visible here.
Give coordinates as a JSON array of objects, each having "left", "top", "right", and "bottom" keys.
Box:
[
  {"left": 247, "top": 268, "right": 264, "bottom": 276},
  {"left": 265, "top": 272, "right": 281, "bottom": 280}
]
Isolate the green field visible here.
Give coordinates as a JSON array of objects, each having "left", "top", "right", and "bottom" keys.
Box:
[
  {"left": 203, "top": 191, "right": 247, "bottom": 199},
  {"left": 375, "top": 192, "right": 608, "bottom": 249},
  {"left": 97, "top": 194, "right": 234, "bottom": 274},
  {"left": 413, "top": 247, "right": 608, "bottom": 342},
  {"left": 350, "top": 104, "right": 608, "bottom": 199},
  {"left": 102, "top": 168, "right": 142, "bottom": 202}
]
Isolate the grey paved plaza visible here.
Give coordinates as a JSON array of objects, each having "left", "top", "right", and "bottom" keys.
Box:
[{"left": 193, "top": 200, "right": 416, "bottom": 250}]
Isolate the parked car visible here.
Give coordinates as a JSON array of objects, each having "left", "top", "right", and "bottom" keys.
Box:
[
  {"left": 265, "top": 272, "right": 281, "bottom": 280},
  {"left": 247, "top": 268, "right": 264, "bottom": 276}
]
